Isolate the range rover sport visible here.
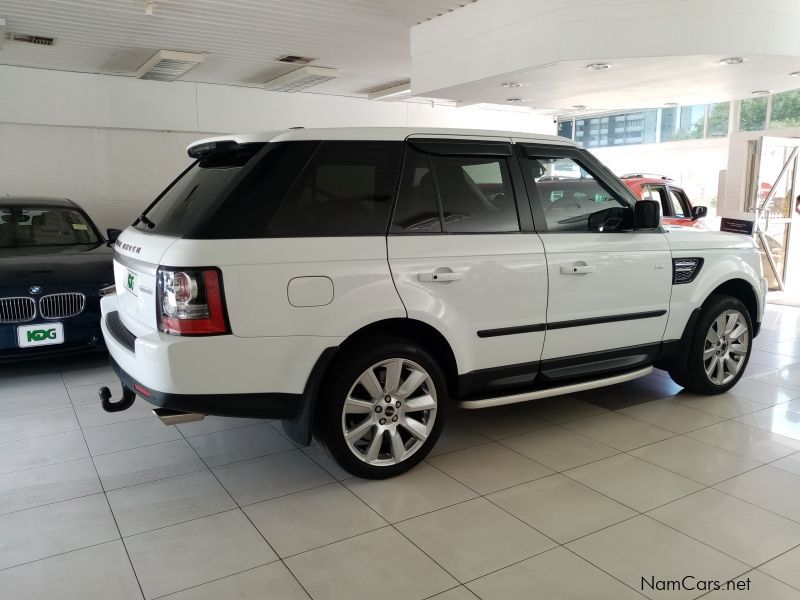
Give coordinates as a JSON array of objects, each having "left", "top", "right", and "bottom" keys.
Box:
[{"left": 99, "top": 127, "right": 767, "bottom": 478}]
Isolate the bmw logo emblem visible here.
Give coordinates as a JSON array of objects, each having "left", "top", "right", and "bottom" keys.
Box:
[{"left": 29, "top": 285, "right": 42, "bottom": 295}]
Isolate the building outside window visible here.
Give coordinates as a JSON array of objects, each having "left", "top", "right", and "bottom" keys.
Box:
[
  {"left": 769, "top": 89, "right": 800, "bottom": 129},
  {"left": 707, "top": 102, "right": 731, "bottom": 137},
  {"left": 739, "top": 97, "right": 768, "bottom": 131}
]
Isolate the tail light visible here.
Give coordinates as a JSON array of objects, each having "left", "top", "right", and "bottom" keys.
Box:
[{"left": 157, "top": 267, "right": 229, "bottom": 335}]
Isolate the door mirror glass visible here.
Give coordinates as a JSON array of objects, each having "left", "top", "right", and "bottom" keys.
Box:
[
  {"left": 692, "top": 205, "right": 708, "bottom": 220},
  {"left": 106, "top": 228, "right": 122, "bottom": 243},
  {"left": 634, "top": 200, "right": 661, "bottom": 230}
]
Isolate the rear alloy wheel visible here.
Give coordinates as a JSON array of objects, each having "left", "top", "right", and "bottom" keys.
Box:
[
  {"left": 669, "top": 295, "right": 752, "bottom": 394},
  {"left": 320, "top": 341, "right": 446, "bottom": 478}
]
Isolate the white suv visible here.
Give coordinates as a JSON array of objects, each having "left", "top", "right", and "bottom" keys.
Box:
[{"left": 99, "top": 127, "right": 767, "bottom": 478}]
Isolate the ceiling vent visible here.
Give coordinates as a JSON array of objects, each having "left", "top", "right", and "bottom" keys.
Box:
[
  {"left": 275, "top": 55, "right": 314, "bottom": 65},
  {"left": 136, "top": 50, "right": 204, "bottom": 81},
  {"left": 368, "top": 83, "right": 412, "bottom": 101},
  {"left": 6, "top": 32, "right": 56, "bottom": 46},
  {"left": 264, "top": 66, "right": 339, "bottom": 92}
]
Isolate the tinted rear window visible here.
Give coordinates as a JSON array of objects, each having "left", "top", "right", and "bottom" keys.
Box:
[{"left": 139, "top": 140, "right": 403, "bottom": 238}]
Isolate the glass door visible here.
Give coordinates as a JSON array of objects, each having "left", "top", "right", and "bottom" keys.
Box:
[{"left": 747, "top": 137, "right": 800, "bottom": 291}]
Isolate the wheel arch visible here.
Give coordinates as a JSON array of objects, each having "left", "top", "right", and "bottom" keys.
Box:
[{"left": 702, "top": 277, "right": 760, "bottom": 332}]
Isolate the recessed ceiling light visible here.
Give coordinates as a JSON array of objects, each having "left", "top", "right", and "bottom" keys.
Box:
[
  {"left": 719, "top": 57, "right": 746, "bottom": 65},
  {"left": 752, "top": 90, "right": 771, "bottom": 95},
  {"left": 501, "top": 82, "right": 521, "bottom": 88},
  {"left": 664, "top": 102, "right": 679, "bottom": 107},
  {"left": 586, "top": 63, "right": 610, "bottom": 71},
  {"left": 505, "top": 98, "right": 525, "bottom": 103},
  {"left": 572, "top": 105, "right": 587, "bottom": 110}
]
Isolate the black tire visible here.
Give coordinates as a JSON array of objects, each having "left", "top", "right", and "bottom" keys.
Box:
[
  {"left": 669, "top": 294, "right": 753, "bottom": 395},
  {"left": 317, "top": 338, "right": 447, "bottom": 479}
]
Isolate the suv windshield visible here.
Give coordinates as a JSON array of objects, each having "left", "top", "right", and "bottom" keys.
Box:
[{"left": 0, "top": 206, "right": 100, "bottom": 248}]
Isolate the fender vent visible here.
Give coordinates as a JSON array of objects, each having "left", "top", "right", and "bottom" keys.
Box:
[{"left": 673, "top": 258, "right": 703, "bottom": 284}]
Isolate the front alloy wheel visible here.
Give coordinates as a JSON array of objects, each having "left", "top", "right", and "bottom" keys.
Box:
[
  {"left": 703, "top": 309, "right": 749, "bottom": 385},
  {"left": 342, "top": 358, "right": 437, "bottom": 467}
]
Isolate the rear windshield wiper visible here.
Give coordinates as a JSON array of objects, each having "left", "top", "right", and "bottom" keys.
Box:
[{"left": 136, "top": 214, "right": 156, "bottom": 229}]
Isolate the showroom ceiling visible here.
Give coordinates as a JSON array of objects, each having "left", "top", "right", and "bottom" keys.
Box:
[{"left": 0, "top": 0, "right": 472, "bottom": 96}]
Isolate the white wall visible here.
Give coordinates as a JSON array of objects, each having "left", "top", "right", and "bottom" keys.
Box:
[{"left": 0, "top": 65, "right": 554, "bottom": 229}]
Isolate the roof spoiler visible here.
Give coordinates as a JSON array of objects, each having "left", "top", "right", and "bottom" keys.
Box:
[{"left": 187, "top": 140, "right": 242, "bottom": 159}]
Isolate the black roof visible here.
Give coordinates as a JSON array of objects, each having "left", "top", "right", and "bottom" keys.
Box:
[{"left": 0, "top": 196, "right": 78, "bottom": 208}]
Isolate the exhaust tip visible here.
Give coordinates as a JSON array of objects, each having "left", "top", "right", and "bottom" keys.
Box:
[{"left": 153, "top": 408, "right": 206, "bottom": 426}]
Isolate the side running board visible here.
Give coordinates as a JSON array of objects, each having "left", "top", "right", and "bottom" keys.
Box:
[{"left": 458, "top": 366, "right": 653, "bottom": 409}]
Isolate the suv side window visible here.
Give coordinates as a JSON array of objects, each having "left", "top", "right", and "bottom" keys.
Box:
[
  {"left": 668, "top": 187, "right": 688, "bottom": 218},
  {"left": 391, "top": 146, "right": 519, "bottom": 234},
  {"left": 524, "top": 156, "right": 628, "bottom": 232},
  {"left": 642, "top": 184, "right": 671, "bottom": 217},
  {"left": 266, "top": 141, "right": 403, "bottom": 236}
]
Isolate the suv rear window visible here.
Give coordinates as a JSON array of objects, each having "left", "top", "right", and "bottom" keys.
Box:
[{"left": 138, "top": 140, "right": 403, "bottom": 238}]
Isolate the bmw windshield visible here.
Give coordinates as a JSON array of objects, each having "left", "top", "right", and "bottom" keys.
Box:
[{"left": 0, "top": 206, "right": 101, "bottom": 248}]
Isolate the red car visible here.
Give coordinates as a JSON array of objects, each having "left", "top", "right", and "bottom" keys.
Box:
[{"left": 620, "top": 174, "right": 707, "bottom": 228}]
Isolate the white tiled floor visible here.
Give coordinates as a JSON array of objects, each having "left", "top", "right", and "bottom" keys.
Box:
[{"left": 2, "top": 305, "right": 800, "bottom": 598}]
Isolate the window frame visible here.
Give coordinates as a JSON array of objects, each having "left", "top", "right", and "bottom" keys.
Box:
[
  {"left": 642, "top": 184, "right": 672, "bottom": 217},
  {"left": 516, "top": 143, "right": 645, "bottom": 234},
  {"left": 667, "top": 186, "right": 692, "bottom": 218},
  {"left": 389, "top": 138, "right": 534, "bottom": 235}
]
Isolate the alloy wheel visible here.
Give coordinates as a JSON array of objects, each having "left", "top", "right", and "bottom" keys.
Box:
[{"left": 703, "top": 309, "right": 749, "bottom": 385}]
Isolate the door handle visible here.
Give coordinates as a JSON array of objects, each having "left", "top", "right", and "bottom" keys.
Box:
[
  {"left": 418, "top": 271, "right": 463, "bottom": 282},
  {"left": 560, "top": 264, "right": 596, "bottom": 275}
]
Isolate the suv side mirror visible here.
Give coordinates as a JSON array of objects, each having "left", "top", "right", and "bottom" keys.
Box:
[
  {"left": 691, "top": 205, "right": 708, "bottom": 221},
  {"left": 106, "top": 228, "right": 122, "bottom": 244},
  {"left": 634, "top": 199, "right": 661, "bottom": 230}
]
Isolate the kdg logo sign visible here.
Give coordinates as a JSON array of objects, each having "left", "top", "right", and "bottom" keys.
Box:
[{"left": 27, "top": 329, "right": 57, "bottom": 342}]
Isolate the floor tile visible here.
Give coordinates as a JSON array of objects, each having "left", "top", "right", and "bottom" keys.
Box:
[
  {"left": 0, "top": 372, "right": 66, "bottom": 403},
  {"left": 74, "top": 397, "right": 155, "bottom": 428},
  {"left": 396, "top": 497, "right": 555, "bottom": 582},
  {"left": 0, "top": 540, "right": 141, "bottom": 600},
  {"left": 125, "top": 509, "right": 277, "bottom": 600},
  {"left": 618, "top": 398, "right": 724, "bottom": 434},
  {"left": 750, "top": 365, "right": 800, "bottom": 391},
  {"left": 500, "top": 426, "right": 618, "bottom": 471},
  {"left": 648, "top": 488, "right": 800, "bottom": 566},
  {"left": 562, "top": 412, "right": 674, "bottom": 451},
  {"left": 285, "top": 527, "right": 456, "bottom": 600},
  {"left": 760, "top": 338, "right": 800, "bottom": 359},
  {"left": 488, "top": 474, "right": 636, "bottom": 544},
  {"left": 704, "top": 571, "right": 800, "bottom": 600},
  {"left": 161, "top": 562, "right": 310, "bottom": 600},
  {"left": 760, "top": 546, "right": 800, "bottom": 591},
  {"left": 107, "top": 469, "right": 236, "bottom": 536},
  {"left": 0, "top": 457, "right": 101, "bottom": 515},
  {"left": 531, "top": 396, "right": 609, "bottom": 424},
  {"left": 93, "top": 438, "right": 206, "bottom": 491},
  {"left": 67, "top": 379, "right": 121, "bottom": 407},
  {"left": 427, "top": 423, "right": 492, "bottom": 457},
  {"left": 686, "top": 421, "right": 800, "bottom": 462},
  {"left": 83, "top": 417, "right": 182, "bottom": 455},
  {"left": 772, "top": 452, "right": 800, "bottom": 476},
  {"left": 567, "top": 516, "right": 749, "bottom": 600},
  {"left": 455, "top": 405, "right": 551, "bottom": 440},
  {"left": 0, "top": 407, "right": 79, "bottom": 442},
  {"left": 735, "top": 403, "right": 800, "bottom": 440},
  {"left": 467, "top": 546, "right": 643, "bottom": 600},
  {"left": 427, "top": 442, "right": 553, "bottom": 494},
  {"left": 60, "top": 363, "right": 116, "bottom": 387},
  {"left": 748, "top": 350, "right": 800, "bottom": 369},
  {"left": 564, "top": 454, "right": 703, "bottom": 512},
  {"left": 629, "top": 435, "right": 761, "bottom": 485},
  {"left": 715, "top": 465, "right": 800, "bottom": 522},
  {"left": 0, "top": 386, "right": 71, "bottom": 419},
  {"left": 213, "top": 449, "right": 334, "bottom": 506},
  {"left": 244, "top": 482, "right": 387, "bottom": 557},
  {"left": 343, "top": 462, "right": 476, "bottom": 523},
  {"left": 671, "top": 392, "right": 765, "bottom": 419},
  {"left": 727, "top": 378, "right": 800, "bottom": 405},
  {"left": 176, "top": 415, "right": 258, "bottom": 437},
  {"left": 0, "top": 493, "right": 118, "bottom": 570},
  {"left": 0, "top": 429, "right": 88, "bottom": 475},
  {"left": 428, "top": 587, "right": 480, "bottom": 600},
  {"left": 186, "top": 423, "right": 295, "bottom": 467}
]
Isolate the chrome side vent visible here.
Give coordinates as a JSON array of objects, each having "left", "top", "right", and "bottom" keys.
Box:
[
  {"left": 673, "top": 258, "right": 703, "bottom": 284},
  {"left": 6, "top": 32, "right": 56, "bottom": 46},
  {"left": 39, "top": 293, "right": 86, "bottom": 319},
  {"left": 0, "top": 297, "right": 36, "bottom": 323}
]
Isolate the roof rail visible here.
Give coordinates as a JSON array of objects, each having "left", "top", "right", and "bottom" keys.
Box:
[{"left": 619, "top": 173, "right": 673, "bottom": 181}]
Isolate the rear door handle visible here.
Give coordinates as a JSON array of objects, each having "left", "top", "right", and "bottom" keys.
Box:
[
  {"left": 418, "top": 271, "right": 463, "bottom": 282},
  {"left": 560, "top": 264, "right": 596, "bottom": 275}
]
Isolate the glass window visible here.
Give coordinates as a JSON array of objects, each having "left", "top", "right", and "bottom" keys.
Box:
[
  {"left": 392, "top": 148, "right": 441, "bottom": 233},
  {"left": 706, "top": 102, "right": 730, "bottom": 137},
  {"left": 740, "top": 97, "right": 768, "bottom": 131},
  {"left": 641, "top": 185, "right": 670, "bottom": 216},
  {"left": 662, "top": 105, "right": 705, "bottom": 141},
  {"left": 769, "top": 89, "right": 800, "bottom": 129},
  {"left": 266, "top": 141, "right": 403, "bottom": 236},
  {"left": 433, "top": 155, "right": 519, "bottom": 233},
  {"left": 0, "top": 206, "right": 100, "bottom": 248},
  {"left": 525, "top": 156, "right": 628, "bottom": 232},
  {"left": 667, "top": 188, "right": 686, "bottom": 218}
]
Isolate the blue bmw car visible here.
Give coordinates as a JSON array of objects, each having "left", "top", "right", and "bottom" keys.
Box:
[{"left": 0, "top": 197, "right": 116, "bottom": 360}]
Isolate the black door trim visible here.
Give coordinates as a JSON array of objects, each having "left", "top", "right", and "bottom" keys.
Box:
[
  {"left": 547, "top": 309, "right": 667, "bottom": 331},
  {"left": 477, "top": 323, "right": 546, "bottom": 338}
]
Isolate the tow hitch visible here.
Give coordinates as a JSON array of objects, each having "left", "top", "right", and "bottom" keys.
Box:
[{"left": 98, "top": 385, "right": 136, "bottom": 413}]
